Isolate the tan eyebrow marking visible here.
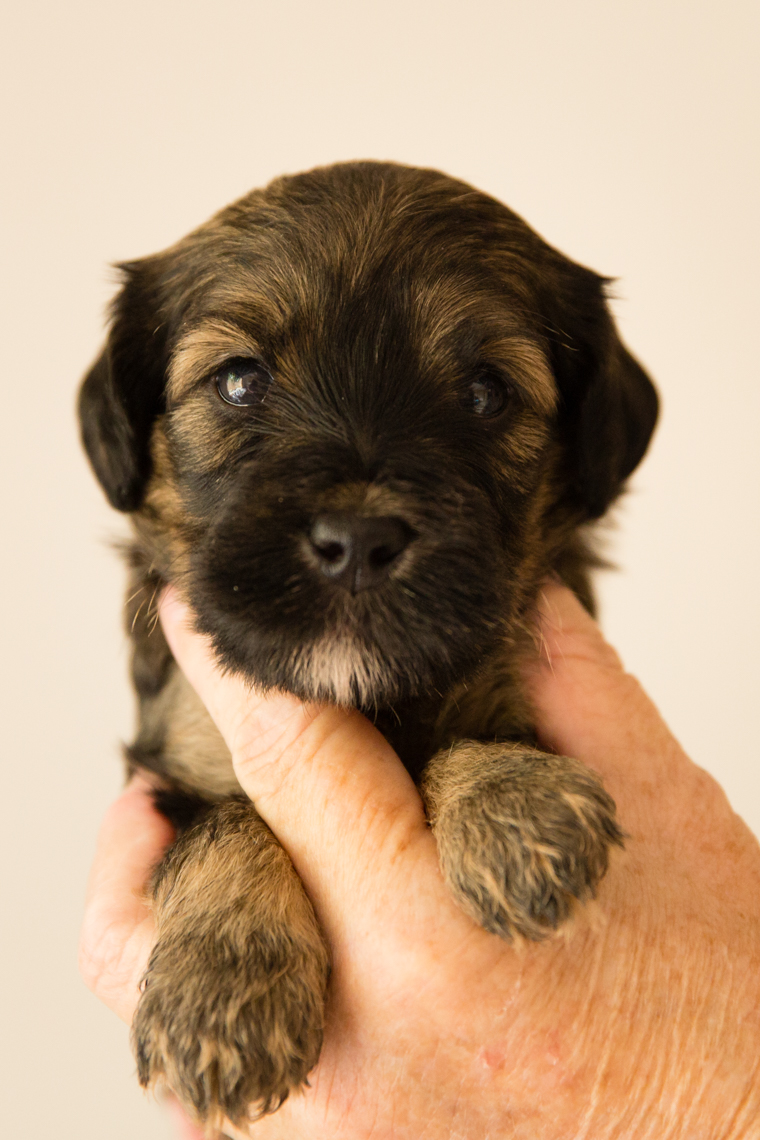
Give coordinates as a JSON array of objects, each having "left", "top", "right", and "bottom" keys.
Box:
[
  {"left": 484, "top": 336, "right": 558, "bottom": 417},
  {"left": 167, "top": 321, "right": 264, "bottom": 403},
  {"left": 409, "top": 277, "right": 558, "bottom": 416}
]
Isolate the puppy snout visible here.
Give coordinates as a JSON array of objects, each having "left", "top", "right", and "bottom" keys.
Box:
[{"left": 308, "top": 513, "right": 414, "bottom": 593}]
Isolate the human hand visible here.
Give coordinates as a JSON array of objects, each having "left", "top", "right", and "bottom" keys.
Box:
[{"left": 79, "top": 583, "right": 760, "bottom": 1139}]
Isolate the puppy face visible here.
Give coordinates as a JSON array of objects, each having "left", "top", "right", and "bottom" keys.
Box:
[{"left": 80, "top": 162, "right": 657, "bottom": 707}]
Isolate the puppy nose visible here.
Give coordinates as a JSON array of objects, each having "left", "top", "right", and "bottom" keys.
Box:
[{"left": 309, "top": 513, "right": 413, "bottom": 593}]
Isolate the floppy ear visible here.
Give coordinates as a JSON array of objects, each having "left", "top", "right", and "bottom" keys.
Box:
[
  {"left": 546, "top": 267, "right": 659, "bottom": 520},
  {"left": 78, "top": 263, "right": 168, "bottom": 512}
]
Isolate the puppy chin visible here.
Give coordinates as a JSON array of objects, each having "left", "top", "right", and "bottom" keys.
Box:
[
  {"left": 213, "top": 625, "right": 460, "bottom": 709},
  {"left": 191, "top": 589, "right": 496, "bottom": 710},
  {"left": 289, "top": 635, "right": 399, "bottom": 707}
]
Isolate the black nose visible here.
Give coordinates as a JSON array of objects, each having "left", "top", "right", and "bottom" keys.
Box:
[{"left": 309, "top": 513, "right": 413, "bottom": 593}]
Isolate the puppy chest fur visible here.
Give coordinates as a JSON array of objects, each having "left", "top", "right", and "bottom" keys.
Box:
[{"left": 80, "top": 161, "right": 657, "bottom": 1126}]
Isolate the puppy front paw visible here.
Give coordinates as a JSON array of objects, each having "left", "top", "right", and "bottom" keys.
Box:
[
  {"left": 424, "top": 743, "right": 624, "bottom": 940},
  {"left": 133, "top": 925, "right": 328, "bottom": 1129}
]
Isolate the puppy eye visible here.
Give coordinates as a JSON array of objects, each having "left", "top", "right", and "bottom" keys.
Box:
[
  {"left": 214, "top": 359, "right": 272, "bottom": 406},
  {"left": 464, "top": 375, "right": 509, "bottom": 418}
]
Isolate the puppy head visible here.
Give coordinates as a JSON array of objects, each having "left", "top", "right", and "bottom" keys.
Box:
[{"left": 80, "top": 162, "right": 657, "bottom": 706}]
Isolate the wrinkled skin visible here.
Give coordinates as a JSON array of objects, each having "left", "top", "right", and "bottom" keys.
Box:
[{"left": 80, "top": 583, "right": 760, "bottom": 1139}]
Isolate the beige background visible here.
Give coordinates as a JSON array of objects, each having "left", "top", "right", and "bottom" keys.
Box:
[{"left": 1, "top": 1, "right": 758, "bottom": 1136}]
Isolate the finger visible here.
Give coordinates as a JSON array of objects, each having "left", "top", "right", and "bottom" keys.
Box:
[
  {"left": 162, "top": 1094, "right": 209, "bottom": 1140},
  {"left": 526, "top": 582, "right": 697, "bottom": 813},
  {"left": 79, "top": 776, "right": 174, "bottom": 1023},
  {"left": 159, "top": 590, "right": 444, "bottom": 942}
]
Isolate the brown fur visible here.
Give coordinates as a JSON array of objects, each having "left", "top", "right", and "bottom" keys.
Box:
[
  {"left": 422, "top": 743, "right": 622, "bottom": 940},
  {"left": 134, "top": 800, "right": 329, "bottom": 1129},
  {"left": 79, "top": 161, "right": 657, "bottom": 1125}
]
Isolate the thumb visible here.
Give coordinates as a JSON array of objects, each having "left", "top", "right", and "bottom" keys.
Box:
[
  {"left": 526, "top": 581, "right": 695, "bottom": 822},
  {"left": 158, "top": 589, "right": 436, "bottom": 932}
]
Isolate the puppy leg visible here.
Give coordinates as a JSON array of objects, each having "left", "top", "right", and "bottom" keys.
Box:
[
  {"left": 133, "top": 798, "right": 329, "bottom": 1129},
  {"left": 422, "top": 742, "right": 624, "bottom": 940}
]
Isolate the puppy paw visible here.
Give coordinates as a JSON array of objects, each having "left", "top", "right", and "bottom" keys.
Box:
[
  {"left": 133, "top": 924, "right": 328, "bottom": 1129},
  {"left": 423, "top": 743, "right": 624, "bottom": 940}
]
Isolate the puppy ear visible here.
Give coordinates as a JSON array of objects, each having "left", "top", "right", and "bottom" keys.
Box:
[
  {"left": 78, "top": 264, "right": 167, "bottom": 512},
  {"left": 548, "top": 269, "right": 659, "bottom": 520}
]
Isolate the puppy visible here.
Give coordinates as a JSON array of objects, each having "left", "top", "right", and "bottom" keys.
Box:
[{"left": 79, "top": 161, "right": 658, "bottom": 1129}]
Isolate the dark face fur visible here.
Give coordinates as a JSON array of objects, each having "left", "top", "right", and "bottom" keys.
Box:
[{"left": 80, "top": 162, "right": 657, "bottom": 709}]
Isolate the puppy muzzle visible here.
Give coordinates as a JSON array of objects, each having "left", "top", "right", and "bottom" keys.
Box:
[{"left": 186, "top": 459, "right": 506, "bottom": 706}]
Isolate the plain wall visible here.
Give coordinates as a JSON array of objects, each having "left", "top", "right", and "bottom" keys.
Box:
[{"left": 1, "top": 2, "right": 757, "bottom": 1135}]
